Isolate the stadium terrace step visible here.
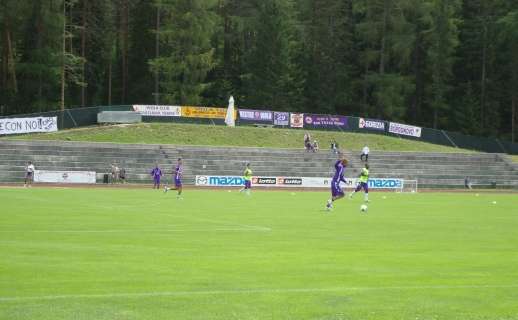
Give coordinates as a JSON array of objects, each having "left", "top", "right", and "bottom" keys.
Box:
[{"left": 1, "top": 140, "right": 517, "bottom": 189}]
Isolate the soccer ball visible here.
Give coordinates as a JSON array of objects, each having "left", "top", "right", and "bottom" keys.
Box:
[{"left": 360, "top": 204, "right": 368, "bottom": 212}]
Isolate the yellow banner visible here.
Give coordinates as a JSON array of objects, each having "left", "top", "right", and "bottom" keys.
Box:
[{"left": 181, "top": 106, "right": 236, "bottom": 119}]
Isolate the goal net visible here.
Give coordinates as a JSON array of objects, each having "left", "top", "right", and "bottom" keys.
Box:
[{"left": 397, "top": 179, "right": 418, "bottom": 193}]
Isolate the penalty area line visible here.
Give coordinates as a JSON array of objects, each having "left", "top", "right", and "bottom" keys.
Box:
[{"left": 2, "top": 284, "right": 518, "bottom": 302}]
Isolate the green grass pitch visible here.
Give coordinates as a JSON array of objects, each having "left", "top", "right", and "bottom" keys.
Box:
[{"left": 1, "top": 187, "right": 518, "bottom": 320}]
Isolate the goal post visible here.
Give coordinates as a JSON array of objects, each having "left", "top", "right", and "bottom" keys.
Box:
[{"left": 398, "top": 179, "right": 418, "bottom": 193}]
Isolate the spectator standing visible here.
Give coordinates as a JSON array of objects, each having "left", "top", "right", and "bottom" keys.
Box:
[
  {"left": 304, "top": 132, "right": 312, "bottom": 151},
  {"left": 24, "top": 161, "right": 35, "bottom": 187},
  {"left": 119, "top": 167, "right": 126, "bottom": 183},
  {"left": 111, "top": 163, "right": 117, "bottom": 183},
  {"left": 361, "top": 145, "right": 370, "bottom": 162},
  {"left": 114, "top": 164, "right": 120, "bottom": 183}
]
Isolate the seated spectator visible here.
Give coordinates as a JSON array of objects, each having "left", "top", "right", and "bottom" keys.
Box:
[
  {"left": 360, "top": 145, "right": 370, "bottom": 162},
  {"left": 464, "top": 177, "right": 472, "bottom": 189},
  {"left": 330, "top": 140, "right": 338, "bottom": 154}
]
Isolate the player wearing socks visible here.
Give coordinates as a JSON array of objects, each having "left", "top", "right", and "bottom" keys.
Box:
[
  {"left": 150, "top": 163, "right": 162, "bottom": 189},
  {"left": 239, "top": 163, "right": 252, "bottom": 195},
  {"left": 326, "top": 155, "right": 348, "bottom": 211},
  {"left": 164, "top": 158, "right": 183, "bottom": 199},
  {"left": 350, "top": 163, "right": 369, "bottom": 202}
]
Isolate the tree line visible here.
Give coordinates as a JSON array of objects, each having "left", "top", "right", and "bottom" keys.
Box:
[{"left": 1, "top": 0, "right": 517, "bottom": 141}]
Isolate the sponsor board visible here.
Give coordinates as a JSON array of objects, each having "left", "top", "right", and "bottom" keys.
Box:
[
  {"left": 389, "top": 122, "right": 422, "bottom": 138},
  {"left": 132, "top": 105, "right": 181, "bottom": 117},
  {"left": 367, "top": 178, "right": 403, "bottom": 189},
  {"left": 273, "top": 112, "right": 289, "bottom": 126},
  {"left": 196, "top": 175, "right": 245, "bottom": 186},
  {"left": 182, "top": 106, "right": 237, "bottom": 119},
  {"left": 238, "top": 109, "right": 273, "bottom": 122},
  {"left": 277, "top": 177, "right": 302, "bottom": 186},
  {"left": 196, "top": 175, "right": 358, "bottom": 188},
  {"left": 359, "top": 117, "right": 386, "bottom": 131},
  {"left": 34, "top": 170, "right": 96, "bottom": 184},
  {"left": 290, "top": 113, "right": 304, "bottom": 128},
  {"left": 304, "top": 114, "right": 348, "bottom": 128},
  {"left": 253, "top": 177, "right": 277, "bottom": 185},
  {"left": 0, "top": 117, "right": 57, "bottom": 135},
  {"left": 196, "top": 175, "right": 404, "bottom": 189}
]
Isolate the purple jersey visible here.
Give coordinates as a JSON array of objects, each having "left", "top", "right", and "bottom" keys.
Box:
[
  {"left": 175, "top": 164, "right": 183, "bottom": 180},
  {"left": 151, "top": 167, "right": 162, "bottom": 178},
  {"left": 332, "top": 160, "right": 346, "bottom": 182}
]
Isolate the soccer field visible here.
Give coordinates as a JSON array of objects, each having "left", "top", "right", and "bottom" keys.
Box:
[{"left": 1, "top": 188, "right": 518, "bottom": 320}]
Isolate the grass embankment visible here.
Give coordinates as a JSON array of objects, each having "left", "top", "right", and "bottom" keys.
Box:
[{"left": 5, "top": 122, "right": 471, "bottom": 153}]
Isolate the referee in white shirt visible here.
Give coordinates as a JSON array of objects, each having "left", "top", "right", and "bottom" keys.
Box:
[{"left": 361, "top": 145, "right": 370, "bottom": 162}]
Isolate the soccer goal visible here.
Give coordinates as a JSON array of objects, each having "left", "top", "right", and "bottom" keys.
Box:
[{"left": 397, "top": 179, "right": 418, "bottom": 193}]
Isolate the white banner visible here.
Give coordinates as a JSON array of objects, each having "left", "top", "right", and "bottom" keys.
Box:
[
  {"left": 34, "top": 170, "right": 96, "bottom": 184},
  {"left": 359, "top": 117, "right": 386, "bottom": 131},
  {"left": 290, "top": 113, "right": 304, "bottom": 128},
  {"left": 389, "top": 122, "right": 422, "bottom": 138},
  {"left": 132, "top": 105, "right": 181, "bottom": 117},
  {"left": 0, "top": 117, "right": 57, "bottom": 135}
]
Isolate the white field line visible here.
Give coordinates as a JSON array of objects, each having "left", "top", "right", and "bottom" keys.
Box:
[
  {"left": 1, "top": 284, "right": 518, "bottom": 302},
  {"left": 0, "top": 227, "right": 270, "bottom": 233}
]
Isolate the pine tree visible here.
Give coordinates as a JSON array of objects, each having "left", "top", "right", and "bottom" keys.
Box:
[
  {"left": 424, "top": 0, "right": 460, "bottom": 129},
  {"left": 150, "top": 0, "right": 217, "bottom": 105}
]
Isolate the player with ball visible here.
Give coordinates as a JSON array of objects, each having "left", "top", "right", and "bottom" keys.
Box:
[{"left": 326, "top": 154, "right": 348, "bottom": 211}]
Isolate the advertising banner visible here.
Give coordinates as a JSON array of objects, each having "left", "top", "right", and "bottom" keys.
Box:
[
  {"left": 34, "top": 170, "right": 96, "bottom": 184},
  {"left": 238, "top": 109, "right": 273, "bottom": 123},
  {"left": 132, "top": 105, "right": 181, "bottom": 117},
  {"left": 195, "top": 175, "right": 245, "bottom": 186},
  {"left": 196, "top": 175, "right": 356, "bottom": 188},
  {"left": 359, "top": 117, "right": 386, "bottom": 131},
  {"left": 182, "top": 106, "right": 236, "bottom": 119},
  {"left": 0, "top": 117, "right": 58, "bottom": 135},
  {"left": 273, "top": 112, "right": 289, "bottom": 126},
  {"left": 304, "top": 114, "right": 348, "bottom": 128},
  {"left": 290, "top": 113, "right": 304, "bottom": 128},
  {"left": 367, "top": 178, "right": 403, "bottom": 189},
  {"left": 389, "top": 122, "right": 422, "bottom": 138}
]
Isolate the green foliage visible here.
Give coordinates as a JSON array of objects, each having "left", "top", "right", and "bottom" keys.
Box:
[
  {"left": 150, "top": 0, "right": 218, "bottom": 105},
  {"left": 0, "top": 0, "right": 517, "bottom": 142}
]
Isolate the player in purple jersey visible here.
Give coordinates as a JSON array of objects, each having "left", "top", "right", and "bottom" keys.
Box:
[
  {"left": 150, "top": 163, "right": 162, "bottom": 189},
  {"left": 164, "top": 158, "right": 183, "bottom": 199},
  {"left": 326, "top": 155, "right": 348, "bottom": 211}
]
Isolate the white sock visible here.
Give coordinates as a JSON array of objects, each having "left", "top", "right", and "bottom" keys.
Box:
[{"left": 364, "top": 193, "right": 369, "bottom": 201}]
